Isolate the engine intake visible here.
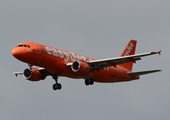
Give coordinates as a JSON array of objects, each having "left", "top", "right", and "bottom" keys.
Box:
[
  {"left": 71, "top": 61, "right": 91, "bottom": 74},
  {"left": 23, "top": 68, "right": 43, "bottom": 81}
]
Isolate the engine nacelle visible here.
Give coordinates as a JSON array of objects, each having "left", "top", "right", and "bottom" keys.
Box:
[
  {"left": 23, "top": 68, "right": 43, "bottom": 81},
  {"left": 71, "top": 61, "right": 91, "bottom": 74}
]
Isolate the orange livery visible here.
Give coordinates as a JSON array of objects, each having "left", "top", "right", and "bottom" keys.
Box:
[{"left": 12, "top": 39, "right": 161, "bottom": 91}]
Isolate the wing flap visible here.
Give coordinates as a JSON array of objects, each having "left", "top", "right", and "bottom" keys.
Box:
[{"left": 127, "top": 70, "right": 161, "bottom": 76}]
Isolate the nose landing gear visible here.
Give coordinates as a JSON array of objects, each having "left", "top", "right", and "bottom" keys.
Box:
[
  {"left": 53, "top": 83, "right": 62, "bottom": 90},
  {"left": 52, "top": 75, "right": 62, "bottom": 90},
  {"left": 28, "top": 64, "right": 33, "bottom": 69}
]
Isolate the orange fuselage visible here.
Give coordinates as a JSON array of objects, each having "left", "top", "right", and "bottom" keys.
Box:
[{"left": 12, "top": 42, "right": 139, "bottom": 83}]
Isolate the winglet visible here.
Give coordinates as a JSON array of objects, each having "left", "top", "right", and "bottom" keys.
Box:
[{"left": 158, "top": 50, "right": 161, "bottom": 56}]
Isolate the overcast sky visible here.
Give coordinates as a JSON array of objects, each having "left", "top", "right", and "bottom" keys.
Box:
[{"left": 0, "top": 0, "right": 169, "bottom": 120}]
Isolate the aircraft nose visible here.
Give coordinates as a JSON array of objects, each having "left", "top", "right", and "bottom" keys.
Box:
[
  {"left": 11, "top": 48, "right": 24, "bottom": 59},
  {"left": 12, "top": 48, "right": 18, "bottom": 58}
]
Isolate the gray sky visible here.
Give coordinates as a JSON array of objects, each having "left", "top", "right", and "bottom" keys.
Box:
[{"left": 0, "top": 0, "right": 169, "bottom": 120}]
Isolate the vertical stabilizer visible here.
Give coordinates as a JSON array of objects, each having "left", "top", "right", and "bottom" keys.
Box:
[{"left": 119, "top": 39, "right": 137, "bottom": 71}]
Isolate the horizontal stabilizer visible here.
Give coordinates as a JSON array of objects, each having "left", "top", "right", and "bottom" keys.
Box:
[{"left": 127, "top": 70, "right": 161, "bottom": 76}]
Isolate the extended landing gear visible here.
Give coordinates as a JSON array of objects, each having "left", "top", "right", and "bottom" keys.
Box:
[
  {"left": 53, "top": 83, "right": 62, "bottom": 90},
  {"left": 52, "top": 75, "right": 62, "bottom": 90},
  {"left": 85, "top": 73, "right": 94, "bottom": 86},
  {"left": 28, "top": 64, "right": 33, "bottom": 69},
  {"left": 85, "top": 78, "right": 94, "bottom": 86}
]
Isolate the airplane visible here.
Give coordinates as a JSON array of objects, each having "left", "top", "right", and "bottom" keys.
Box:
[{"left": 11, "top": 39, "right": 161, "bottom": 91}]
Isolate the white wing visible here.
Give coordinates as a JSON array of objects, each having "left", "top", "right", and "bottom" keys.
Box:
[{"left": 88, "top": 51, "right": 161, "bottom": 70}]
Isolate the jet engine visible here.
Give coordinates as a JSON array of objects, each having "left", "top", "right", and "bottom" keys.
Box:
[
  {"left": 71, "top": 61, "right": 91, "bottom": 74},
  {"left": 23, "top": 68, "right": 43, "bottom": 81}
]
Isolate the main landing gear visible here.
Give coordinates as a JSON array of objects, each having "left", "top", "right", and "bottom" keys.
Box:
[
  {"left": 85, "top": 78, "right": 94, "bottom": 86},
  {"left": 52, "top": 75, "right": 62, "bottom": 90},
  {"left": 85, "top": 73, "right": 94, "bottom": 86}
]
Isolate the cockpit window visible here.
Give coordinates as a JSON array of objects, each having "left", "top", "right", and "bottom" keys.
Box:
[{"left": 17, "top": 44, "right": 30, "bottom": 48}]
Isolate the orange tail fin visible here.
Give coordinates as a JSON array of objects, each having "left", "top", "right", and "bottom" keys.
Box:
[{"left": 119, "top": 39, "right": 137, "bottom": 71}]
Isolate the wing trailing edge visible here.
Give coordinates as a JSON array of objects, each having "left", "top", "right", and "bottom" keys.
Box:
[{"left": 127, "top": 70, "right": 161, "bottom": 77}]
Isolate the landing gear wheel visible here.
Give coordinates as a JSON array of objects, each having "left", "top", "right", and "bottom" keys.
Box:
[
  {"left": 85, "top": 80, "right": 90, "bottom": 86},
  {"left": 57, "top": 83, "right": 62, "bottom": 90},
  {"left": 89, "top": 79, "right": 94, "bottom": 85},
  {"left": 52, "top": 75, "right": 62, "bottom": 91},
  {"left": 53, "top": 84, "right": 58, "bottom": 90},
  {"left": 53, "top": 83, "right": 62, "bottom": 90},
  {"left": 85, "top": 79, "right": 94, "bottom": 86}
]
